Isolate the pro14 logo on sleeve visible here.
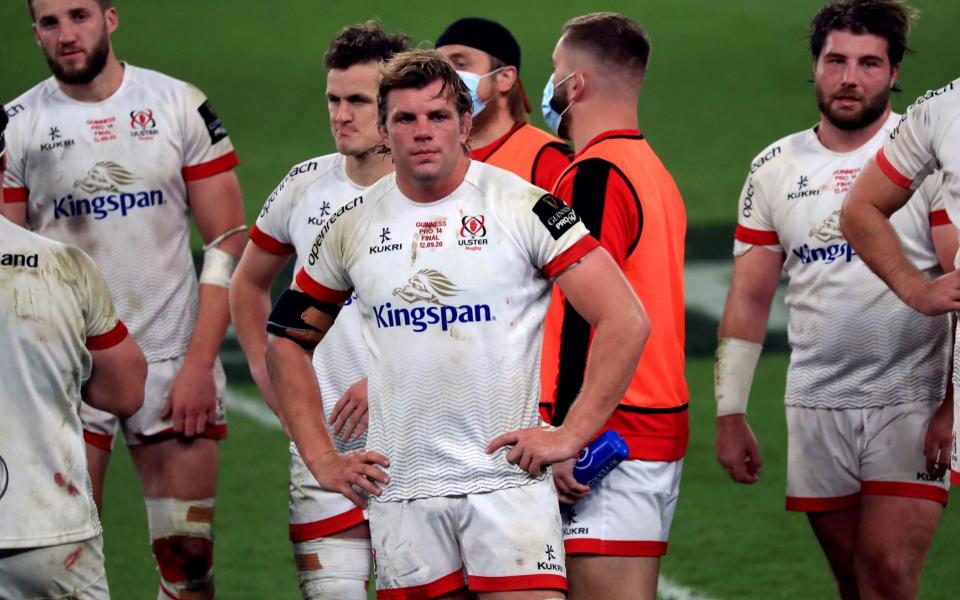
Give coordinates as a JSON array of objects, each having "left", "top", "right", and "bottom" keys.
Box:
[
  {"left": 198, "top": 100, "right": 228, "bottom": 144},
  {"left": 533, "top": 194, "right": 579, "bottom": 240}
]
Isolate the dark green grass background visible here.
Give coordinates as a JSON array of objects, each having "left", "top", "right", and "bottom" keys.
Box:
[{"left": 3, "top": 1, "right": 960, "bottom": 598}]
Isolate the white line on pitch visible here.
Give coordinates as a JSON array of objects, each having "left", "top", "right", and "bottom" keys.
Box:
[
  {"left": 659, "top": 575, "right": 718, "bottom": 600},
  {"left": 227, "top": 389, "right": 282, "bottom": 429}
]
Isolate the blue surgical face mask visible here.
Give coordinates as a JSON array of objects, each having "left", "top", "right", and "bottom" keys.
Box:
[
  {"left": 456, "top": 68, "right": 505, "bottom": 117},
  {"left": 541, "top": 72, "right": 576, "bottom": 134}
]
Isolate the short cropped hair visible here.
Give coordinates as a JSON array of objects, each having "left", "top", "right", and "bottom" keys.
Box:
[
  {"left": 377, "top": 50, "right": 472, "bottom": 128},
  {"left": 561, "top": 12, "right": 651, "bottom": 83},
  {"left": 810, "top": 0, "right": 916, "bottom": 66},
  {"left": 324, "top": 21, "right": 411, "bottom": 71},
  {"left": 27, "top": 0, "right": 113, "bottom": 20}
]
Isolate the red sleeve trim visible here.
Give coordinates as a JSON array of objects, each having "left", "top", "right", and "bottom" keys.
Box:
[
  {"left": 378, "top": 569, "right": 466, "bottom": 599},
  {"left": 786, "top": 493, "right": 860, "bottom": 512},
  {"left": 734, "top": 225, "right": 780, "bottom": 246},
  {"left": 565, "top": 539, "right": 667, "bottom": 557},
  {"left": 83, "top": 430, "right": 115, "bottom": 452},
  {"left": 876, "top": 148, "right": 913, "bottom": 190},
  {"left": 469, "top": 574, "right": 567, "bottom": 593},
  {"left": 2, "top": 187, "right": 28, "bottom": 203},
  {"left": 542, "top": 235, "right": 600, "bottom": 279},
  {"left": 929, "top": 209, "right": 951, "bottom": 226},
  {"left": 295, "top": 268, "right": 352, "bottom": 304},
  {"left": 86, "top": 321, "right": 128, "bottom": 350},
  {"left": 860, "top": 481, "right": 948, "bottom": 505},
  {"left": 249, "top": 224, "right": 295, "bottom": 255},
  {"left": 182, "top": 151, "right": 240, "bottom": 182},
  {"left": 289, "top": 508, "right": 366, "bottom": 541}
]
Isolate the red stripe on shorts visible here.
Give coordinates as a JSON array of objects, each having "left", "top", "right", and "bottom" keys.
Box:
[
  {"left": 135, "top": 424, "right": 228, "bottom": 444},
  {"left": 861, "top": 481, "right": 948, "bottom": 505},
  {"left": 289, "top": 507, "right": 366, "bottom": 541},
  {"left": 469, "top": 574, "right": 567, "bottom": 592},
  {"left": 83, "top": 430, "right": 114, "bottom": 452},
  {"left": 564, "top": 538, "right": 667, "bottom": 557},
  {"left": 377, "top": 569, "right": 465, "bottom": 599},
  {"left": 786, "top": 493, "right": 860, "bottom": 512}
]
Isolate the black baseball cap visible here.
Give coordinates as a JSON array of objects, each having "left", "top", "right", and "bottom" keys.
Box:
[{"left": 436, "top": 17, "right": 531, "bottom": 112}]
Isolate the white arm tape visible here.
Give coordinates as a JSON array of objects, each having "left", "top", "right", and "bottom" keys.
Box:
[
  {"left": 199, "top": 247, "right": 240, "bottom": 288},
  {"left": 714, "top": 337, "right": 763, "bottom": 417}
]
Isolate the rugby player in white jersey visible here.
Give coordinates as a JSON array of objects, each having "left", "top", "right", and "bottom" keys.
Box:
[
  {"left": 844, "top": 73, "right": 960, "bottom": 486},
  {"left": 716, "top": 2, "right": 955, "bottom": 598},
  {"left": 265, "top": 50, "right": 650, "bottom": 599},
  {"left": 2, "top": 1, "right": 246, "bottom": 598},
  {"left": 229, "top": 22, "right": 409, "bottom": 599},
  {"left": 0, "top": 104, "right": 147, "bottom": 599}
]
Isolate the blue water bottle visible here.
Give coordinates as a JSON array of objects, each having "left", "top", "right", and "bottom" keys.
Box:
[{"left": 573, "top": 430, "right": 629, "bottom": 488}]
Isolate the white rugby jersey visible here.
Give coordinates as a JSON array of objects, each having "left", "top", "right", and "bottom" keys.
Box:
[
  {"left": 0, "top": 218, "right": 127, "bottom": 548},
  {"left": 251, "top": 154, "right": 368, "bottom": 454},
  {"left": 298, "top": 160, "right": 598, "bottom": 501},
  {"left": 735, "top": 113, "right": 951, "bottom": 409},
  {"left": 2, "top": 64, "right": 239, "bottom": 361},
  {"left": 878, "top": 78, "right": 960, "bottom": 231}
]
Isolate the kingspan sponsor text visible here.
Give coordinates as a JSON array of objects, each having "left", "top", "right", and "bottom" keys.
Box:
[
  {"left": 374, "top": 302, "right": 493, "bottom": 333},
  {"left": 53, "top": 190, "right": 164, "bottom": 220},
  {"left": 791, "top": 242, "right": 856, "bottom": 264}
]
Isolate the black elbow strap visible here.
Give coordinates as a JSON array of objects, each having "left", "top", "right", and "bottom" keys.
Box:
[{"left": 267, "top": 289, "right": 343, "bottom": 350}]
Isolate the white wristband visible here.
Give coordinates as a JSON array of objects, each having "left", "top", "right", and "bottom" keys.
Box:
[{"left": 714, "top": 337, "right": 763, "bottom": 417}]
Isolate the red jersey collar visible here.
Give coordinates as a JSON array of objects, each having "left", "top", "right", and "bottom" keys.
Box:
[
  {"left": 577, "top": 129, "right": 644, "bottom": 157},
  {"left": 470, "top": 121, "right": 526, "bottom": 162}
]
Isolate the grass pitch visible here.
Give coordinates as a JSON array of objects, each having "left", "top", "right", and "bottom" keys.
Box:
[{"left": 98, "top": 356, "right": 959, "bottom": 599}]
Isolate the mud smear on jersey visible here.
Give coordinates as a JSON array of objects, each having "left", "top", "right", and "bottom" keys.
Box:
[{"left": 410, "top": 230, "right": 420, "bottom": 264}]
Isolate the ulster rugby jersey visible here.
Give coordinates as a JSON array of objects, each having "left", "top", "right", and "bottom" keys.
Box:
[
  {"left": 0, "top": 218, "right": 127, "bottom": 548},
  {"left": 298, "top": 160, "right": 598, "bottom": 501},
  {"left": 252, "top": 154, "right": 368, "bottom": 453},
  {"left": 878, "top": 79, "right": 960, "bottom": 232},
  {"left": 735, "top": 113, "right": 951, "bottom": 409},
  {"left": 2, "top": 64, "right": 239, "bottom": 361}
]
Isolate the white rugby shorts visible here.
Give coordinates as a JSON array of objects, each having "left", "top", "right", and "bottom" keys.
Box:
[
  {"left": 0, "top": 536, "right": 108, "bottom": 599},
  {"left": 370, "top": 477, "right": 567, "bottom": 598},
  {"left": 562, "top": 458, "right": 682, "bottom": 557},
  {"left": 288, "top": 445, "right": 368, "bottom": 541},
  {"left": 80, "top": 355, "right": 227, "bottom": 449},
  {"left": 785, "top": 402, "right": 950, "bottom": 511}
]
